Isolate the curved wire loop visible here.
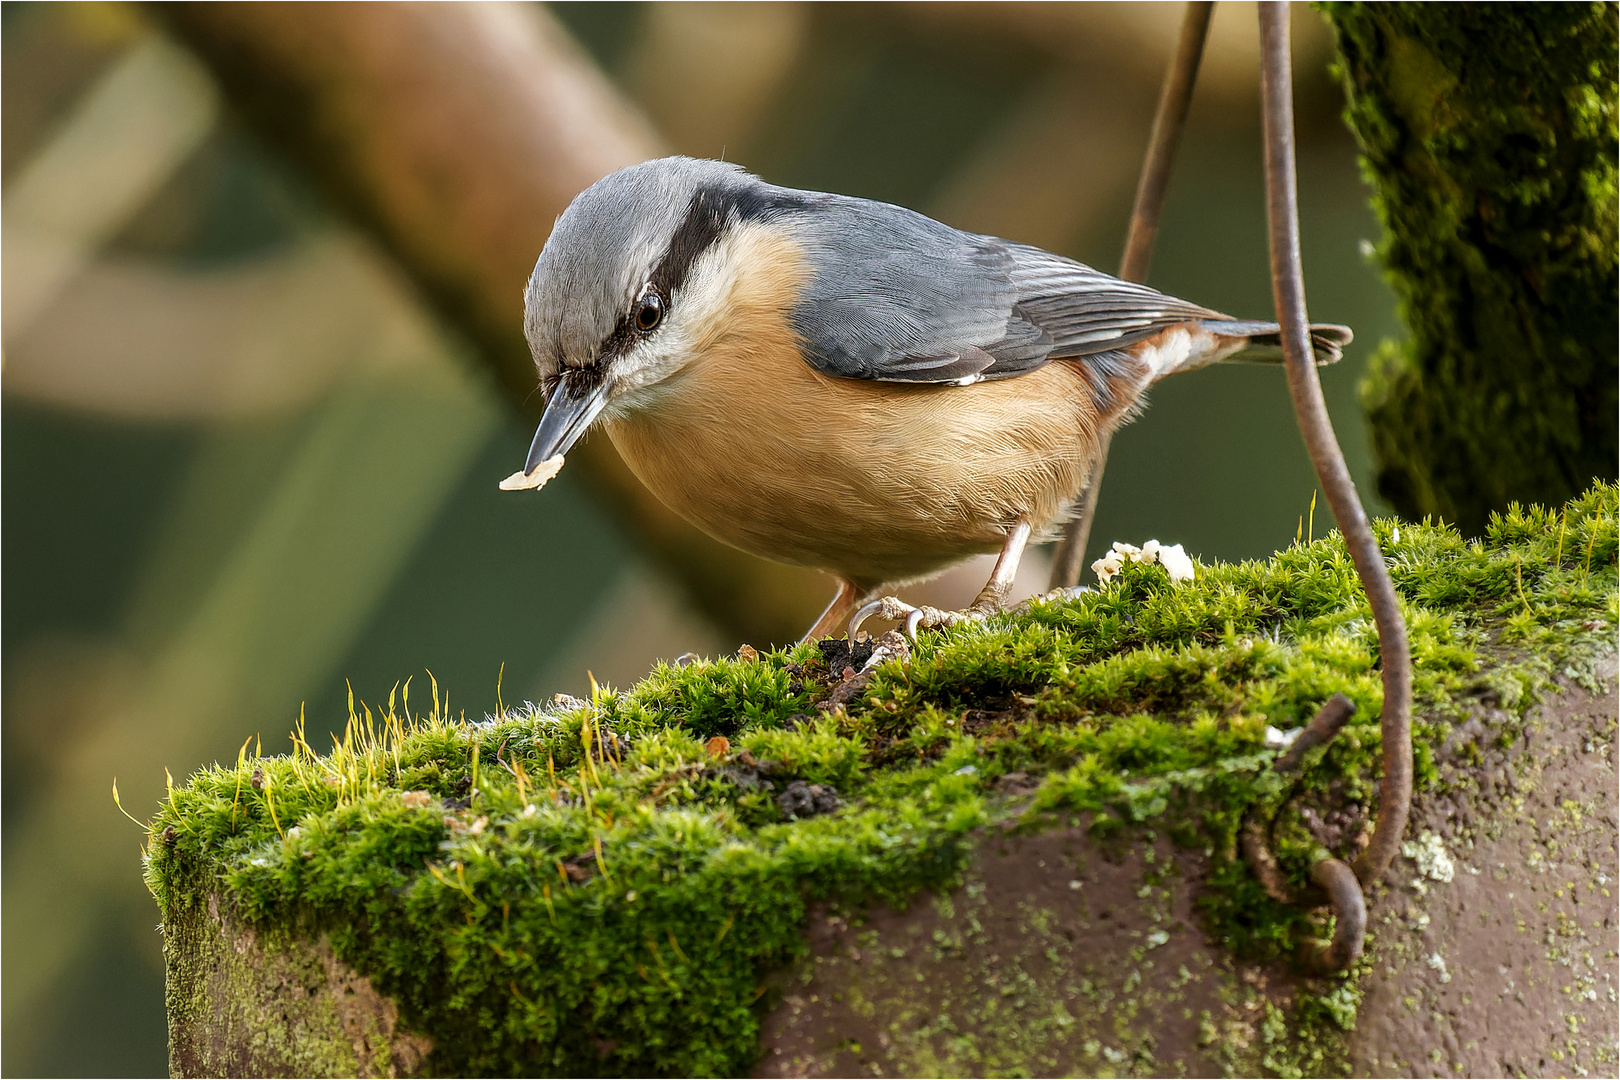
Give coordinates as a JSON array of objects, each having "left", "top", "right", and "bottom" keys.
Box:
[
  {"left": 1243, "top": 694, "right": 1357, "bottom": 907},
  {"left": 1254, "top": 0, "right": 1414, "bottom": 968},
  {"left": 1050, "top": 1, "right": 1215, "bottom": 590},
  {"left": 1307, "top": 858, "right": 1367, "bottom": 972},
  {"left": 1274, "top": 692, "right": 1356, "bottom": 773},
  {"left": 1241, "top": 693, "right": 1367, "bottom": 971}
]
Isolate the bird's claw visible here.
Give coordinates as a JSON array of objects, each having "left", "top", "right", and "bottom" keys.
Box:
[{"left": 849, "top": 597, "right": 984, "bottom": 641}]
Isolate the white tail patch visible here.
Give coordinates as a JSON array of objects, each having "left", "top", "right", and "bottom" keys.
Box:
[
  {"left": 1141, "top": 327, "right": 1192, "bottom": 378},
  {"left": 1139, "top": 324, "right": 1251, "bottom": 381}
]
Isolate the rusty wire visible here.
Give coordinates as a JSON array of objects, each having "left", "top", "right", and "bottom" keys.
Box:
[
  {"left": 1050, "top": 1, "right": 1214, "bottom": 590},
  {"left": 1042, "top": 0, "right": 1406, "bottom": 975},
  {"left": 1257, "top": 0, "right": 1412, "bottom": 888},
  {"left": 1306, "top": 858, "right": 1367, "bottom": 972},
  {"left": 1118, "top": 1, "right": 1217, "bottom": 284},
  {"left": 1274, "top": 692, "right": 1356, "bottom": 774},
  {"left": 1253, "top": 0, "right": 1413, "bottom": 970}
]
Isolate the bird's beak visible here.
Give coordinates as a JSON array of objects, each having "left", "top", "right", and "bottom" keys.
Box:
[{"left": 524, "top": 372, "right": 610, "bottom": 472}]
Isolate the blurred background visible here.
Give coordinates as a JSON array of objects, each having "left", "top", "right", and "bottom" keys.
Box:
[{"left": 2, "top": 2, "right": 1399, "bottom": 1074}]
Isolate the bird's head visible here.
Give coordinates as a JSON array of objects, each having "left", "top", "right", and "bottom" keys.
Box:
[{"left": 518, "top": 156, "right": 786, "bottom": 473}]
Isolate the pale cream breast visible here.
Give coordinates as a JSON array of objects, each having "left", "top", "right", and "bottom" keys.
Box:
[{"left": 604, "top": 223, "right": 1120, "bottom": 590}]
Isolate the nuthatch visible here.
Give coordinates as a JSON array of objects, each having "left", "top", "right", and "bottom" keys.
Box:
[{"left": 510, "top": 157, "right": 1350, "bottom": 641}]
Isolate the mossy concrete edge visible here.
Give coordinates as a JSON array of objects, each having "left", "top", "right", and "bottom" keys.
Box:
[
  {"left": 165, "top": 858, "right": 431, "bottom": 1078},
  {"left": 163, "top": 654, "right": 1617, "bottom": 1078},
  {"left": 150, "top": 488, "right": 1619, "bottom": 1076}
]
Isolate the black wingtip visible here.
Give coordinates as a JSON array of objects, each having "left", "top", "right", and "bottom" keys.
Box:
[
  {"left": 1307, "top": 323, "right": 1353, "bottom": 364},
  {"left": 1196, "top": 319, "right": 1352, "bottom": 365}
]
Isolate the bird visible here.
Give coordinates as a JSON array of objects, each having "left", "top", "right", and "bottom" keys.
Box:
[{"left": 510, "top": 156, "right": 1350, "bottom": 642}]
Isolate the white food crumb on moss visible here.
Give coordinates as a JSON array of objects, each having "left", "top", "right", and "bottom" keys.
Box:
[
  {"left": 1091, "top": 539, "right": 1196, "bottom": 585},
  {"left": 1158, "top": 543, "right": 1195, "bottom": 583},
  {"left": 1264, "top": 726, "right": 1303, "bottom": 749}
]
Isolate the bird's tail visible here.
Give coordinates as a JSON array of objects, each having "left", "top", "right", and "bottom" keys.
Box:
[{"left": 1194, "top": 319, "right": 1352, "bottom": 366}]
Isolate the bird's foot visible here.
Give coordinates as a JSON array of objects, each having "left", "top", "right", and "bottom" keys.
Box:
[{"left": 847, "top": 596, "right": 993, "bottom": 641}]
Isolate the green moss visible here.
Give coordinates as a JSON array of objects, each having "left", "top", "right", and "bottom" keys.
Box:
[
  {"left": 149, "top": 484, "right": 1618, "bottom": 1076},
  {"left": 1319, "top": 3, "right": 1618, "bottom": 533}
]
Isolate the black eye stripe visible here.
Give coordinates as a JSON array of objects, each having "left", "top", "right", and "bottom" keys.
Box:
[
  {"left": 648, "top": 188, "right": 729, "bottom": 300},
  {"left": 586, "top": 313, "right": 638, "bottom": 369},
  {"left": 586, "top": 181, "right": 812, "bottom": 364}
]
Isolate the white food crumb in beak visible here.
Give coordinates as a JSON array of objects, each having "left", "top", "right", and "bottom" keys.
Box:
[{"left": 499, "top": 454, "right": 565, "bottom": 492}]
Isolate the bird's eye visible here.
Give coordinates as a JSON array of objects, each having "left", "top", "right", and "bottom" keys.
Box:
[{"left": 634, "top": 291, "right": 665, "bottom": 333}]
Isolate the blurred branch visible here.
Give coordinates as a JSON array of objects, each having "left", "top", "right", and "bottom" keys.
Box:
[
  {"left": 157, "top": 2, "right": 650, "bottom": 405},
  {"left": 2, "top": 34, "right": 217, "bottom": 339},
  {"left": 625, "top": 3, "right": 811, "bottom": 159},
  {"left": 888, "top": 2, "right": 1337, "bottom": 114},
  {"left": 156, "top": 1, "right": 829, "bottom": 646}
]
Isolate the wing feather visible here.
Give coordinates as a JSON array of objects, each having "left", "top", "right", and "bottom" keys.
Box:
[{"left": 785, "top": 197, "right": 1221, "bottom": 387}]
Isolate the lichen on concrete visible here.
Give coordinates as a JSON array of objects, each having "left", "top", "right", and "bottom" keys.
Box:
[
  {"left": 149, "top": 484, "right": 1617, "bottom": 1076},
  {"left": 758, "top": 826, "right": 1352, "bottom": 1078}
]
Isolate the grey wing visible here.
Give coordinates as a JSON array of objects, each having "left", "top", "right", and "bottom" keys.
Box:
[
  {"left": 786, "top": 198, "right": 1221, "bottom": 390},
  {"left": 1003, "top": 245, "right": 1222, "bottom": 359}
]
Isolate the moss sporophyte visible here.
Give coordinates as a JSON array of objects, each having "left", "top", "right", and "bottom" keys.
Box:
[{"left": 147, "top": 484, "right": 1618, "bottom": 1076}]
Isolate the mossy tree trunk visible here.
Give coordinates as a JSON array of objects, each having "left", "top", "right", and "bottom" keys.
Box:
[{"left": 1321, "top": 2, "right": 1618, "bottom": 535}]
